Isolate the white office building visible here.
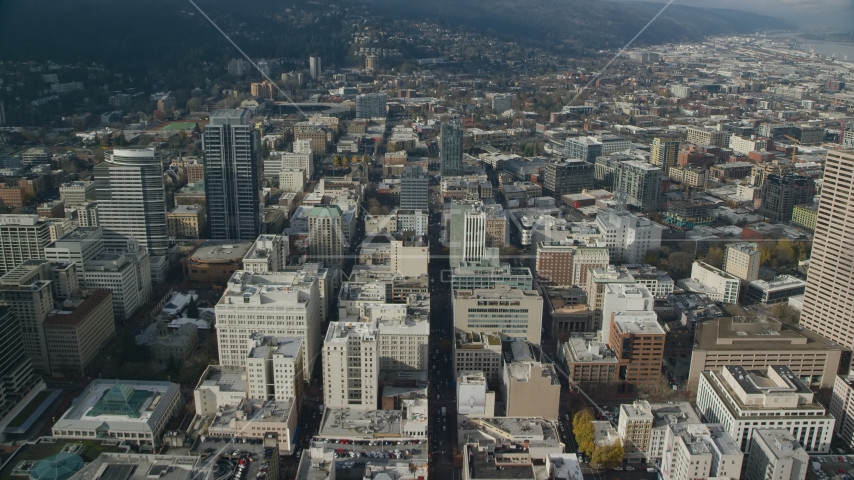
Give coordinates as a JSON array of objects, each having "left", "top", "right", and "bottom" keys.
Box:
[
  {"left": 449, "top": 202, "right": 487, "bottom": 266},
  {"left": 215, "top": 270, "right": 321, "bottom": 380},
  {"left": 264, "top": 150, "right": 314, "bottom": 178},
  {"left": 323, "top": 321, "right": 378, "bottom": 410},
  {"left": 681, "top": 261, "right": 740, "bottom": 304},
  {"left": 0, "top": 215, "right": 52, "bottom": 276},
  {"left": 695, "top": 365, "right": 834, "bottom": 453},
  {"left": 453, "top": 285, "right": 543, "bottom": 344},
  {"left": 245, "top": 335, "right": 304, "bottom": 402},
  {"left": 594, "top": 210, "right": 663, "bottom": 264},
  {"left": 83, "top": 253, "right": 144, "bottom": 321}
]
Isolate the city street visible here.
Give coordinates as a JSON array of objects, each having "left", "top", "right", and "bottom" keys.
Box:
[{"left": 427, "top": 211, "right": 460, "bottom": 478}]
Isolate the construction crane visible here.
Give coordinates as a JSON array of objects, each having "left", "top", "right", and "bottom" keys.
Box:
[{"left": 783, "top": 135, "right": 800, "bottom": 163}]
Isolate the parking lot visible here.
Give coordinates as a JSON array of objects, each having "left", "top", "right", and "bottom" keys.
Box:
[
  {"left": 312, "top": 438, "right": 427, "bottom": 460},
  {"left": 810, "top": 455, "right": 854, "bottom": 480},
  {"left": 192, "top": 438, "right": 279, "bottom": 480}
]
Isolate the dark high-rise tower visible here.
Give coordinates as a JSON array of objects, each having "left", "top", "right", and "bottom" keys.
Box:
[
  {"left": 440, "top": 120, "right": 464, "bottom": 177},
  {"left": 203, "top": 109, "right": 261, "bottom": 240}
]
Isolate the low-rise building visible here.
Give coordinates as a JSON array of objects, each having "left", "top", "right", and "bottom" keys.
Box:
[
  {"left": 194, "top": 365, "right": 249, "bottom": 415},
  {"left": 559, "top": 333, "right": 617, "bottom": 384},
  {"left": 746, "top": 275, "right": 807, "bottom": 304},
  {"left": 689, "top": 316, "right": 847, "bottom": 391},
  {"left": 544, "top": 289, "right": 595, "bottom": 340},
  {"left": 502, "top": 341, "right": 560, "bottom": 420},
  {"left": 182, "top": 241, "right": 253, "bottom": 285},
  {"left": 51, "top": 379, "right": 182, "bottom": 445},
  {"left": 167, "top": 204, "right": 206, "bottom": 240},
  {"left": 135, "top": 321, "right": 199, "bottom": 366},
  {"left": 791, "top": 203, "right": 818, "bottom": 230},
  {"left": 679, "top": 261, "right": 740, "bottom": 304}
]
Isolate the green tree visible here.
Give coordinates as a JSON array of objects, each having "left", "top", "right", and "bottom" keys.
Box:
[
  {"left": 120, "top": 329, "right": 152, "bottom": 363},
  {"left": 667, "top": 252, "right": 694, "bottom": 279},
  {"left": 186, "top": 297, "right": 200, "bottom": 319},
  {"left": 704, "top": 246, "right": 724, "bottom": 269},
  {"left": 591, "top": 441, "right": 624, "bottom": 470}
]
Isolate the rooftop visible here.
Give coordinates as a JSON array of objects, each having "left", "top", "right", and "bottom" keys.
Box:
[
  {"left": 44, "top": 289, "right": 112, "bottom": 327},
  {"left": 694, "top": 316, "right": 846, "bottom": 352},
  {"left": 613, "top": 312, "right": 665, "bottom": 335},
  {"left": 467, "top": 445, "right": 535, "bottom": 480},
  {"left": 54, "top": 379, "right": 179, "bottom": 433},
  {"left": 169, "top": 204, "right": 204, "bottom": 215},
  {"left": 188, "top": 241, "right": 253, "bottom": 263},
  {"left": 195, "top": 365, "right": 248, "bottom": 393},
  {"left": 319, "top": 409, "right": 404, "bottom": 438}
]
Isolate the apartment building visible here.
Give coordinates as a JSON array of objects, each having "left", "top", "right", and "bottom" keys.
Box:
[
  {"left": 533, "top": 242, "right": 609, "bottom": 288},
  {"left": 594, "top": 210, "right": 663, "bottom": 264},
  {"left": 723, "top": 242, "right": 761, "bottom": 283}
]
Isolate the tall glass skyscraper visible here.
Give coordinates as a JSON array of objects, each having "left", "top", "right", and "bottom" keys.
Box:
[
  {"left": 203, "top": 109, "right": 261, "bottom": 241},
  {"left": 440, "top": 119, "right": 464, "bottom": 177}
]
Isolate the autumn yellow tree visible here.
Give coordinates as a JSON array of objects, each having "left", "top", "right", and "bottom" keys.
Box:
[
  {"left": 591, "top": 440, "right": 624, "bottom": 470},
  {"left": 572, "top": 409, "right": 596, "bottom": 456}
]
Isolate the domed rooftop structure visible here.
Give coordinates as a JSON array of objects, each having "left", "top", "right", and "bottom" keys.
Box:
[{"left": 28, "top": 453, "right": 84, "bottom": 480}]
